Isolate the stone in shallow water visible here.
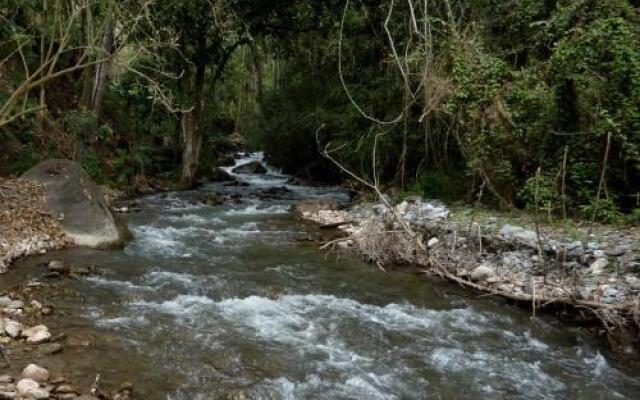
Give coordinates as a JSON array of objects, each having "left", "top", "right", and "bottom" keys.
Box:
[
  {"left": 4, "top": 320, "right": 22, "bottom": 338},
  {"left": 39, "top": 343, "right": 63, "bottom": 355},
  {"left": 21, "top": 325, "right": 48, "bottom": 338},
  {"left": 17, "top": 378, "right": 49, "bottom": 399},
  {"left": 5, "top": 300, "right": 24, "bottom": 310},
  {"left": 22, "top": 364, "right": 49, "bottom": 383}
]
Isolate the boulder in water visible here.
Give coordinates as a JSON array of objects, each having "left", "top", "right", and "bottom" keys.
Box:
[
  {"left": 210, "top": 168, "right": 237, "bottom": 182},
  {"left": 232, "top": 161, "right": 267, "bottom": 174},
  {"left": 22, "top": 159, "right": 128, "bottom": 249}
]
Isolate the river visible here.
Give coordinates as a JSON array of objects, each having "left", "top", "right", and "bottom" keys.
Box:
[{"left": 7, "top": 153, "right": 640, "bottom": 399}]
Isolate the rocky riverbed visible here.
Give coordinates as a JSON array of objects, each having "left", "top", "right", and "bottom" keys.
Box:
[
  {"left": 0, "top": 261, "right": 135, "bottom": 399},
  {"left": 297, "top": 196, "right": 640, "bottom": 350}
]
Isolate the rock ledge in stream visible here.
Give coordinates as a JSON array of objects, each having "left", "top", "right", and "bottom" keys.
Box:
[{"left": 22, "top": 159, "right": 129, "bottom": 249}]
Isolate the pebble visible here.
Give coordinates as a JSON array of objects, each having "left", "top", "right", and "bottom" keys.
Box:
[
  {"left": 427, "top": 237, "right": 439, "bottom": 248},
  {"left": 22, "top": 364, "right": 49, "bottom": 383}
]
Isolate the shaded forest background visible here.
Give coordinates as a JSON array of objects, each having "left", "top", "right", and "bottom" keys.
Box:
[{"left": 1, "top": 0, "right": 639, "bottom": 223}]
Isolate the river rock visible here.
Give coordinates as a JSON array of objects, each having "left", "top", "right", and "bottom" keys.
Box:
[
  {"left": 26, "top": 330, "right": 51, "bottom": 344},
  {"left": 22, "top": 159, "right": 129, "bottom": 249},
  {"left": 47, "top": 260, "right": 69, "bottom": 274},
  {"left": 4, "top": 300, "right": 24, "bottom": 310},
  {"left": 4, "top": 320, "right": 22, "bottom": 338},
  {"left": 17, "top": 378, "right": 48, "bottom": 399},
  {"left": 22, "top": 364, "right": 49, "bottom": 383},
  {"left": 22, "top": 325, "right": 48, "bottom": 339},
  {"left": 470, "top": 264, "right": 496, "bottom": 282},
  {"left": 589, "top": 258, "right": 609, "bottom": 275},
  {"left": 54, "top": 384, "right": 77, "bottom": 394},
  {"left": 499, "top": 225, "right": 538, "bottom": 243},
  {"left": 210, "top": 168, "right": 237, "bottom": 182},
  {"left": 198, "top": 194, "right": 225, "bottom": 206},
  {"left": 606, "top": 246, "right": 628, "bottom": 257},
  {"left": 232, "top": 160, "right": 267, "bottom": 174},
  {"left": 37, "top": 343, "right": 62, "bottom": 356},
  {"left": 0, "top": 297, "right": 12, "bottom": 308},
  {"left": 294, "top": 199, "right": 339, "bottom": 216}
]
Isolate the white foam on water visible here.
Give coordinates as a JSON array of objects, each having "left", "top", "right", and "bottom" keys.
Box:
[
  {"left": 584, "top": 351, "right": 608, "bottom": 377},
  {"left": 132, "top": 294, "right": 216, "bottom": 316},
  {"left": 165, "top": 214, "right": 222, "bottom": 225},
  {"left": 95, "top": 315, "right": 148, "bottom": 329},
  {"left": 524, "top": 330, "right": 550, "bottom": 351},
  {"left": 86, "top": 276, "right": 150, "bottom": 292},
  {"left": 429, "top": 347, "right": 565, "bottom": 397},
  {"left": 223, "top": 204, "right": 290, "bottom": 216},
  {"left": 127, "top": 225, "right": 218, "bottom": 258},
  {"left": 145, "top": 271, "right": 197, "bottom": 286}
]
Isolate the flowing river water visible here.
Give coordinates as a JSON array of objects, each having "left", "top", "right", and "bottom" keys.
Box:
[{"left": 6, "top": 153, "right": 640, "bottom": 399}]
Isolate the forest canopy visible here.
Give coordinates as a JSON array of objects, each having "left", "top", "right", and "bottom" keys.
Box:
[{"left": 0, "top": 0, "right": 639, "bottom": 222}]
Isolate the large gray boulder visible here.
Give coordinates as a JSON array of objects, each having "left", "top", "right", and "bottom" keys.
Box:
[{"left": 22, "top": 159, "right": 127, "bottom": 248}]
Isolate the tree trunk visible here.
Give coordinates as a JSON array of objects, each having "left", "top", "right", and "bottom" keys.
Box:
[
  {"left": 249, "top": 40, "right": 265, "bottom": 125},
  {"left": 37, "top": 0, "right": 47, "bottom": 122},
  {"left": 90, "top": 11, "right": 114, "bottom": 117},
  {"left": 79, "top": 4, "right": 94, "bottom": 109},
  {"left": 180, "top": 61, "right": 206, "bottom": 187},
  {"left": 180, "top": 111, "right": 200, "bottom": 187}
]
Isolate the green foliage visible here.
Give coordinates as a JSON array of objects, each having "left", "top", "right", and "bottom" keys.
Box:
[
  {"left": 579, "top": 198, "right": 624, "bottom": 224},
  {"left": 518, "top": 173, "right": 561, "bottom": 214},
  {"left": 627, "top": 208, "right": 640, "bottom": 225},
  {"left": 409, "top": 170, "right": 468, "bottom": 202},
  {"left": 81, "top": 150, "right": 104, "bottom": 183}
]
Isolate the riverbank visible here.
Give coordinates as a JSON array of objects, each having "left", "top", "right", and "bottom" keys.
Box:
[
  {"left": 297, "top": 197, "right": 640, "bottom": 352},
  {"left": 0, "top": 178, "right": 138, "bottom": 399},
  {"left": 0, "top": 178, "right": 72, "bottom": 273}
]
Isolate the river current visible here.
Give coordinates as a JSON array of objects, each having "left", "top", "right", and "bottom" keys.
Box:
[{"left": 8, "top": 153, "right": 640, "bottom": 399}]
